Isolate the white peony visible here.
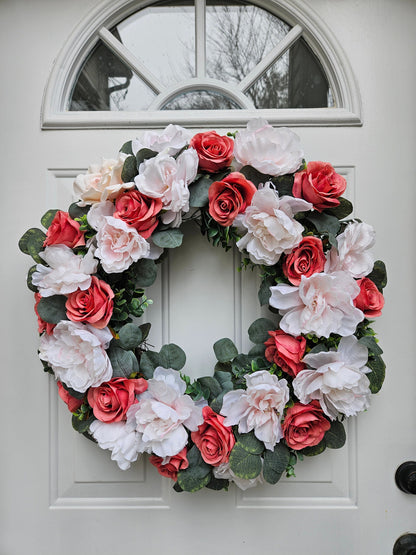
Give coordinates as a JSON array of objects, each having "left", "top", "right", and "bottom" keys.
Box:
[
  {"left": 270, "top": 271, "right": 364, "bottom": 338},
  {"left": 293, "top": 336, "right": 371, "bottom": 419},
  {"left": 213, "top": 462, "right": 265, "bottom": 491},
  {"left": 233, "top": 118, "right": 304, "bottom": 176},
  {"left": 32, "top": 245, "right": 97, "bottom": 297},
  {"left": 127, "top": 367, "right": 204, "bottom": 458},
  {"left": 87, "top": 200, "right": 114, "bottom": 231},
  {"left": 95, "top": 216, "right": 150, "bottom": 273},
  {"left": 235, "top": 184, "right": 312, "bottom": 265},
  {"left": 221, "top": 370, "right": 289, "bottom": 450},
  {"left": 134, "top": 149, "right": 198, "bottom": 223},
  {"left": 325, "top": 221, "right": 376, "bottom": 278},
  {"left": 74, "top": 154, "right": 134, "bottom": 206},
  {"left": 39, "top": 321, "right": 113, "bottom": 393},
  {"left": 132, "top": 124, "right": 192, "bottom": 157},
  {"left": 89, "top": 420, "right": 140, "bottom": 470}
]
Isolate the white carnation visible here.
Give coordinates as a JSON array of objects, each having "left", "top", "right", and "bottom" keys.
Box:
[
  {"left": 233, "top": 118, "right": 304, "bottom": 176},
  {"left": 293, "top": 336, "right": 371, "bottom": 419},
  {"left": 132, "top": 124, "right": 192, "bottom": 157},
  {"left": 39, "top": 321, "right": 113, "bottom": 393},
  {"left": 89, "top": 420, "right": 140, "bottom": 470},
  {"left": 32, "top": 245, "right": 97, "bottom": 297}
]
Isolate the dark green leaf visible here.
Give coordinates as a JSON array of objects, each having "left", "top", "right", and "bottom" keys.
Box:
[
  {"left": 301, "top": 440, "right": 327, "bottom": 456},
  {"left": 359, "top": 336, "right": 383, "bottom": 356},
  {"left": 60, "top": 382, "right": 85, "bottom": 400},
  {"left": 239, "top": 165, "right": 269, "bottom": 187},
  {"left": 197, "top": 376, "right": 222, "bottom": 399},
  {"left": 18, "top": 228, "right": 46, "bottom": 263},
  {"left": 119, "top": 140, "right": 133, "bottom": 155},
  {"left": 27, "top": 265, "right": 38, "bottom": 292},
  {"left": 258, "top": 275, "right": 275, "bottom": 306},
  {"left": 270, "top": 174, "right": 295, "bottom": 197},
  {"left": 173, "top": 482, "right": 183, "bottom": 493},
  {"left": 213, "top": 338, "right": 238, "bottom": 363},
  {"left": 205, "top": 476, "right": 229, "bottom": 491},
  {"left": 121, "top": 155, "right": 138, "bottom": 183},
  {"left": 235, "top": 431, "right": 264, "bottom": 455},
  {"left": 229, "top": 444, "right": 262, "bottom": 479},
  {"left": 308, "top": 344, "right": 329, "bottom": 355},
  {"left": 189, "top": 174, "right": 212, "bottom": 208},
  {"left": 248, "top": 317, "right": 276, "bottom": 344},
  {"left": 177, "top": 446, "right": 211, "bottom": 492},
  {"left": 209, "top": 391, "right": 227, "bottom": 413},
  {"left": 152, "top": 229, "right": 183, "bottom": 248},
  {"left": 68, "top": 202, "right": 89, "bottom": 220},
  {"left": 304, "top": 212, "right": 341, "bottom": 247},
  {"left": 41, "top": 209, "right": 59, "bottom": 229},
  {"left": 72, "top": 414, "right": 95, "bottom": 434},
  {"left": 108, "top": 344, "right": 139, "bottom": 378},
  {"left": 213, "top": 370, "right": 234, "bottom": 392},
  {"left": 367, "top": 354, "right": 386, "bottom": 393},
  {"left": 139, "top": 322, "right": 151, "bottom": 341},
  {"left": 136, "top": 148, "right": 158, "bottom": 168},
  {"left": 139, "top": 350, "right": 160, "bottom": 379},
  {"left": 130, "top": 258, "right": 158, "bottom": 287},
  {"left": 159, "top": 343, "right": 186, "bottom": 370},
  {"left": 118, "top": 323, "right": 143, "bottom": 351},
  {"left": 214, "top": 361, "right": 232, "bottom": 374},
  {"left": 325, "top": 420, "right": 346, "bottom": 449},
  {"left": 366, "top": 260, "right": 387, "bottom": 292},
  {"left": 36, "top": 295, "right": 67, "bottom": 324},
  {"left": 325, "top": 197, "right": 353, "bottom": 220},
  {"left": 248, "top": 344, "right": 266, "bottom": 357},
  {"left": 263, "top": 443, "right": 290, "bottom": 484}
]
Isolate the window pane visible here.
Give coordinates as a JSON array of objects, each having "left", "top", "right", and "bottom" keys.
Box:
[
  {"left": 162, "top": 90, "right": 240, "bottom": 110},
  {"left": 206, "top": 0, "right": 290, "bottom": 84}
]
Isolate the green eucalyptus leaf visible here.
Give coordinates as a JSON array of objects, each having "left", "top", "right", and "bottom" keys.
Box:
[
  {"left": 213, "top": 338, "right": 238, "bottom": 363},
  {"left": 229, "top": 444, "right": 262, "bottom": 479},
  {"left": 152, "top": 229, "right": 183, "bottom": 248},
  {"left": 72, "top": 414, "right": 96, "bottom": 434},
  {"left": 270, "top": 174, "right": 295, "bottom": 197},
  {"left": 139, "top": 350, "right": 160, "bottom": 379},
  {"left": 213, "top": 370, "right": 233, "bottom": 392},
  {"left": 239, "top": 165, "right": 269, "bottom": 187},
  {"left": 263, "top": 443, "right": 290, "bottom": 484},
  {"left": 177, "top": 445, "right": 211, "bottom": 492},
  {"left": 118, "top": 323, "right": 143, "bottom": 351},
  {"left": 304, "top": 212, "right": 341, "bottom": 247},
  {"left": 359, "top": 336, "right": 383, "bottom": 356},
  {"left": 60, "top": 382, "right": 85, "bottom": 400},
  {"left": 108, "top": 344, "right": 139, "bottom": 378},
  {"left": 27, "top": 265, "right": 38, "bottom": 292},
  {"left": 301, "top": 440, "right": 327, "bottom": 457},
  {"left": 139, "top": 322, "right": 151, "bottom": 341},
  {"left": 248, "top": 317, "right": 276, "bottom": 344},
  {"left": 235, "top": 431, "right": 264, "bottom": 455},
  {"left": 325, "top": 420, "right": 346, "bottom": 449},
  {"left": 159, "top": 343, "right": 186, "bottom": 370},
  {"left": 119, "top": 140, "right": 133, "bottom": 155},
  {"left": 205, "top": 476, "right": 229, "bottom": 491},
  {"left": 197, "top": 376, "right": 222, "bottom": 399},
  {"left": 130, "top": 258, "right": 158, "bottom": 287},
  {"left": 258, "top": 275, "right": 275, "bottom": 306},
  {"left": 189, "top": 174, "right": 213, "bottom": 208},
  {"left": 136, "top": 148, "right": 158, "bottom": 168},
  {"left": 307, "top": 344, "right": 329, "bottom": 355},
  {"left": 121, "top": 155, "right": 138, "bottom": 183},
  {"left": 248, "top": 344, "right": 266, "bottom": 357},
  {"left": 366, "top": 260, "right": 387, "bottom": 292},
  {"left": 367, "top": 354, "right": 386, "bottom": 393},
  {"left": 68, "top": 203, "right": 89, "bottom": 220},
  {"left": 36, "top": 295, "right": 67, "bottom": 324},
  {"left": 18, "top": 228, "right": 46, "bottom": 263},
  {"left": 325, "top": 197, "right": 353, "bottom": 220},
  {"left": 41, "top": 209, "right": 59, "bottom": 229}
]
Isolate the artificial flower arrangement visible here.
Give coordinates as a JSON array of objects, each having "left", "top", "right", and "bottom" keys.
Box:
[{"left": 19, "top": 119, "right": 386, "bottom": 493}]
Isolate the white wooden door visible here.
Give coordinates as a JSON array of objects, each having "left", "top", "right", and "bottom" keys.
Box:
[{"left": 2, "top": 1, "right": 416, "bottom": 554}]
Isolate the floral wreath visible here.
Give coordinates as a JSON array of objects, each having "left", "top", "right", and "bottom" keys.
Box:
[{"left": 19, "top": 119, "right": 386, "bottom": 493}]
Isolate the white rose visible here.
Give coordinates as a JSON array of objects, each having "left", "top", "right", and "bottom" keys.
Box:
[
  {"left": 95, "top": 216, "right": 150, "bottom": 273},
  {"left": 293, "top": 336, "right": 371, "bottom": 419},
  {"left": 39, "top": 321, "right": 113, "bottom": 393},
  {"left": 325, "top": 221, "right": 376, "bottom": 278},
  {"left": 132, "top": 124, "right": 192, "bottom": 157},
  {"left": 233, "top": 118, "right": 304, "bottom": 176},
  {"left": 32, "top": 245, "right": 97, "bottom": 297},
  {"left": 236, "top": 184, "right": 312, "bottom": 265},
  {"left": 221, "top": 370, "right": 289, "bottom": 450},
  {"left": 270, "top": 271, "right": 364, "bottom": 338},
  {"left": 127, "top": 367, "right": 204, "bottom": 458},
  {"left": 89, "top": 420, "right": 140, "bottom": 470},
  {"left": 74, "top": 154, "right": 134, "bottom": 206}
]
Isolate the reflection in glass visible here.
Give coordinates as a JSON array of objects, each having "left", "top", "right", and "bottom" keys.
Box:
[{"left": 162, "top": 90, "right": 240, "bottom": 110}]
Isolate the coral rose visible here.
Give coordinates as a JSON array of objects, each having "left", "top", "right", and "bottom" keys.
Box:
[
  {"left": 88, "top": 377, "right": 148, "bottom": 423},
  {"left": 283, "top": 236, "right": 326, "bottom": 285},
  {"left": 65, "top": 276, "right": 114, "bottom": 329},
  {"left": 191, "top": 406, "right": 235, "bottom": 466},
  {"left": 354, "top": 277, "right": 384, "bottom": 317},
  {"left": 293, "top": 161, "right": 346, "bottom": 212},
  {"left": 57, "top": 381, "right": 84, "bottom": 413},
  {"left": 190, "top": 131, "right": 234, "bottom": 173},
  {"left": 44, "top": 210, "right": 85, "bottom": 248},
  {"left": 113, "top": 190, "right": 162, "bottom": 239},
  {"left": 264, "top": 330, "right": 306, "bottom": 378},
  {"left": 282, "top": 401, "right": 330, "bottom": 450},
  {"left": 208, "top": 172, "right": 256, "bottom": 226},
  {"left": 149, "top": 447, "right": 189, "bottom": 480}
]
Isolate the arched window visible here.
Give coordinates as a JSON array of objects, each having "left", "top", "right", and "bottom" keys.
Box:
[{"left": 42, "top": 0, "right": 361, "bottom": 128}]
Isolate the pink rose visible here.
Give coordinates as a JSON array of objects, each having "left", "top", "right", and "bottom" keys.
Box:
[
  {"left": 149, "top": 447, "right": 189, "bottom": 480},
  {"left": 44, "top": 211, "right": 86, "bottom": 248},
  {"left": 113, "top": 190, "right": 162, "bottom": 239},
  {"left": 65, "top": 276, "right": 114, "bottom": 329},
  {"left": 57, "top": 381, "right": 84, "bottom": 412},
  {"left": 293, "top": 161, "right": 346, "bottom": 212},
  {"left": 282, "top": 401, "right": 331, "bottom": 450},
  {"left": 208, "top": 172, "right": 257, "bottom": 226},
  {"left": 189, "top": 131, "right": 234, "bottom": 173},
  {"left": 34, "top": 292, "right": 55, "bottom": 335},
  {"left": 87, "top": 377, "right": 148, "bottom": 423},
  {"left": 283, "top": 236, "right": 326, "bottom": 285},
  {"left": 354, "top": 277, "right": 384, "bottom": 317},
  {"left": 264, "top": 330, "right": 306, "bottom": 378},
  {"left": 191, "top": 406, "right": 235, "bottom": 466}
]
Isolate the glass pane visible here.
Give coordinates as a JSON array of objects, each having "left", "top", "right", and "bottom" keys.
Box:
[
  {"left": 69, "top": 40, "right": 156, "bottom": 111},
  {"left": 113, "top": 1, "right": 195, "bottom": 88},
  {"left": 246, "top": 51, "right": 290, "bottom": 109},
  {"left": 162, "top": 90, "right": 240, "bottom": 110},
  {"left": 206, "top": 0, "right": 290, "bottom": 84}
]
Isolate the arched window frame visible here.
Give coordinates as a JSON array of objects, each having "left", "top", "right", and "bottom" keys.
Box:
[{"left": 41, "top": 0, "right": 362, "bottom": 129}]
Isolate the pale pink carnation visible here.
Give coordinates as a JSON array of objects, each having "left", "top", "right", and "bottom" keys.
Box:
[{"left": 132, "top": 124, "right": 192, "bottom": 157}]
